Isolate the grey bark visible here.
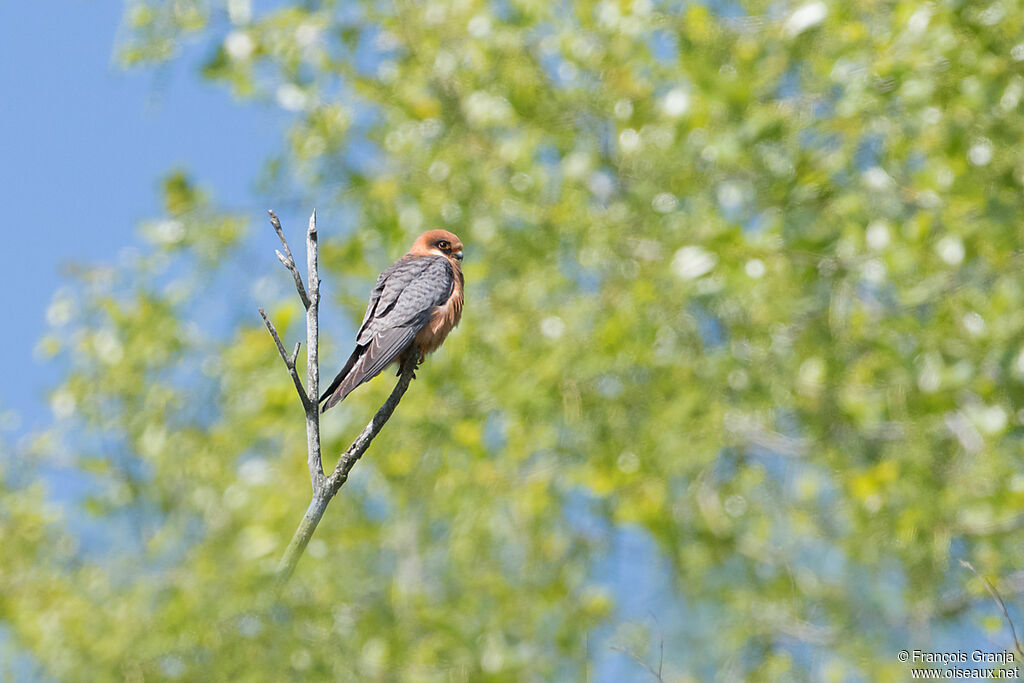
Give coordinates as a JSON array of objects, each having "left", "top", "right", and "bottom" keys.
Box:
[
  {"left": 257, "top": 209, "right": 416, "bottom": 582},
  {"left": 276, "top": 354, "right": 417, "bottom": 582}
]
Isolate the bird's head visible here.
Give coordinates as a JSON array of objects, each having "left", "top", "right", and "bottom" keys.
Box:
[{"left": 410, "top": 229, "right": 464, "bottom": 264}]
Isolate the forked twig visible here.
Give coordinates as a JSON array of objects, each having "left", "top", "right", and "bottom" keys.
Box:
[
  {"left": 258, "top": 307, "right": 308, "bottom": 407},
  {"left": 610, "top": 614, "right": 665, "bottom": 683},
  {"left": 961, "top": 559, "right": 1024, "bottom": 661},
  {"left": 267, "top": 210, "right": 310, "bottom": 310},
  {"left": 257, "top": 209, "right": 419, "bottom": 582}
]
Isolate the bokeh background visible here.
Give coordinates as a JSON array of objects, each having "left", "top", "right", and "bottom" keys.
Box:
[{"left": 3, "top": 0, "right": 1024, "bottom": 680}]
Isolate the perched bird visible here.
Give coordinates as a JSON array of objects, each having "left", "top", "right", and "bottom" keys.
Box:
[{"left": 319, "top": 229, "right": 465, "bottom": 412}]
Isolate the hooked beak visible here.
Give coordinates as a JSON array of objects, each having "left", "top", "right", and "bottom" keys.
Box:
[{"left": 454, "top": 250, "right": 463, "bottom": 261}]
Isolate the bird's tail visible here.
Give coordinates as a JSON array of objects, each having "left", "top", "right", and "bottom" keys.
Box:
[{"left": 319, "top": 346, "right": 362, "bottom": 412}]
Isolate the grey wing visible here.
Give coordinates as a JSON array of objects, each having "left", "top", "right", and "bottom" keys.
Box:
[
  {"left": 354, "top": 257, "right": 418, "bottom": 339},
  {"left": 354, "top": 257, "right": 454, "bottom": 381},
  {"left": 320, "top": 256, "right": 453, "bottom": 410}
]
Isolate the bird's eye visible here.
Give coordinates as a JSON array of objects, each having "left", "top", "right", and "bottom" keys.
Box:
[{"left": 437, "top": 240, "right": 450, "bottom": 250}]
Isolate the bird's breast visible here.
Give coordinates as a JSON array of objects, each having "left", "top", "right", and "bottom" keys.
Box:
[{"left": 414, "top": 270, "right": 463, "bottom": 355}]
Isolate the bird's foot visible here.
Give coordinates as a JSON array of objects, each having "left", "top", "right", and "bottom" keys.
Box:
[{"left": 397, "top": 355, "right": 421, "bottom": 379}]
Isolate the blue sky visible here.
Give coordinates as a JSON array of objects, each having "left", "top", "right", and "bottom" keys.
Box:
[{"left": 0, "top": 1, "right": 285, "bottom": 432}]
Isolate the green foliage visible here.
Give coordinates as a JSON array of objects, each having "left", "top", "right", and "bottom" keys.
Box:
[{"left": 5, "top": 0, "right": 1024, "bottom": 679}]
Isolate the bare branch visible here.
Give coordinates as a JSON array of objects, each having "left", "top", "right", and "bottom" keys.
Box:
[
  {"left": 610, "top": 615, "right": 665, "bottom": 683},
  {"left": 940, "top": 571, "right": 1024, "bottom": 619},
  {"left": 659, "top": 636, "right": 664, "bottom": 681},
  {"left": 961, "top": 560, "right": 1024, "bottom": 661},
  {"left": 276, "top": 354, "right": 419, "bottom": 582},
  {"left": 275, "top": 494, "right": 330, "bottom": 583},
  {"left": 326, "top": 354, "right": 418, "bottom": 495},
  {"left": 258, "top": 306, "right": 309, "bottom": 408},
  {"left": 264, "top": 208, "right": 419, "bottom": 583},
  {"left": 651, "top": 612, "right": 664, "bottom": 682},
  {"left": 303, "top": 209, "right": 323, "bottom": 491},
  {"left": 267, "top": 209, "right": 311, "bottom": 309}
]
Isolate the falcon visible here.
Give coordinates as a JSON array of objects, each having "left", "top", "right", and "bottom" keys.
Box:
[{"left": 319, "top": 229, "right": 465, "bottom": 412}]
